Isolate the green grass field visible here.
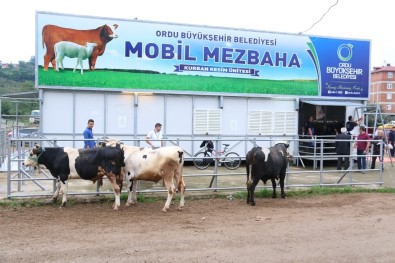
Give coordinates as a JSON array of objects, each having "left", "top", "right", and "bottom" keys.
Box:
[{"left": 38, "top": 67, "right": 319, "bottom": 96}]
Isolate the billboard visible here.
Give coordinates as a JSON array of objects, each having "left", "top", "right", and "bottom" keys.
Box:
[{"left": 36, "top": 11, "right": 370, "bottom": 98}]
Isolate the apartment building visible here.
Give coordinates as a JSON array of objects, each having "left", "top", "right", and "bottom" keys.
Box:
[{"left": 370, "top": 64, "right": 395, "bottom": 114}]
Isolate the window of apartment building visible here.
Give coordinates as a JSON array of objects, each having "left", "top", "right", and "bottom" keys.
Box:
[
  {"left": 386, "top": 104, "right": 392, "bottom": 111},
  {"left": 388, "top": 72, "right": 393, "bottom": 78},
  {"left": 387, "top": 83, "right": 393, "bottom": 89},
  {"left": 387, "top": 93, "right": 393, "bottom": 100}
]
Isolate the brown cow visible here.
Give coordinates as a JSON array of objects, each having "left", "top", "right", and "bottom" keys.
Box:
[{"left": 42, "top": 24, "right": 118, "bottom": 71}]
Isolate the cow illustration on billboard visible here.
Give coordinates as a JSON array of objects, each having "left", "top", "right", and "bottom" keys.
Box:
[{"left": 42, "top": 24, "right": 118, "bottom": 71}]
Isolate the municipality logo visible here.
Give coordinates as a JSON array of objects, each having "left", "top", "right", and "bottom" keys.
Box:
[{"left": 337, "top": 44, "right": 353, "bottom": 61}]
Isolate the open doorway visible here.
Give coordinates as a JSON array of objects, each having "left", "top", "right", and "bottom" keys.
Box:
[{"left": 299, "top": 102, "right": 345, "bottom": 136}]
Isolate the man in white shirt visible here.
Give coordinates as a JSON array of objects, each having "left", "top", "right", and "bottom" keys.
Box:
[{"left": 145, "top": 123, "right": 164, "bottom": 148}]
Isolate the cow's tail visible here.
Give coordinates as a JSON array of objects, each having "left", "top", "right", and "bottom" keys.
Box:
[
  {"left": 245, "top": 152, "right": 251, "bottom": 184},
  {"left": 42, "top": 27, "right": 47, "bottom": 55},
  {"left": 92, "top": 177, "right": 103, "bottom": 187},
  {"left": 176, "top": 150, "right": 185, "bottom": 193},
  {"left": 176, "top": 165, "right": 184, "bottom": 194},
  {"left": 177, "top": 150, "right": 183, "bottom": 164}
]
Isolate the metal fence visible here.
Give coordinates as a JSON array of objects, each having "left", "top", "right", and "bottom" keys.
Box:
[{"left": 2, "top": 136, "right": 388, "bottom": 200}]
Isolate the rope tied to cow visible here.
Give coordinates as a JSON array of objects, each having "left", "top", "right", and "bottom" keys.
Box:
[{"left": 28, "top": 147, "right": 46, "bottom": 164}]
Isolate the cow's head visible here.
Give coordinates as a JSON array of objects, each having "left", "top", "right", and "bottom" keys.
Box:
[
  {"left": 102, "top": 24, "right": 119, "bottom": 40},
  {"left": 98, "top": 137, "right": 124, "bottom": 148},
  {"left": 23, "top": 145, "right": 44, "bottom": 167},
  {"left": 273, "top": 142, "right": 292, "bottom": 160}
]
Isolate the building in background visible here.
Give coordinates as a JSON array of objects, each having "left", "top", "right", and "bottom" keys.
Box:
[{"left": 370, "top": 64, "right": 395, "bottom": 114}]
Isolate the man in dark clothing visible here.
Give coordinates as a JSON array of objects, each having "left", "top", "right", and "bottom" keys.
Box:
[
  {"left": 304, "top": 115, "right": 315, "bottom": 147},
  {"left": 346, "top": 115, "right": 363, "bottom": 135},
  {"left": 371, "top": 130, "right": 385, "bottom": 170},
  {"left": 200, "top": 140, "right": 214, "bottom": 153},
  {"left": 335, "top": 127, "right": 351, "bottom": 170},
  {"left": 304, "top": 115, "right": 315, "bottom": 139},
  {"left": 388, "top": 126, "right": 395, "bottom": 157}
]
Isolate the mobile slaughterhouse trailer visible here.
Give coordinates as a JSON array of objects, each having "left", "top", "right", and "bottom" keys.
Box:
[{"left": 35, "top": 11, "right": 370, "bottom": 160}]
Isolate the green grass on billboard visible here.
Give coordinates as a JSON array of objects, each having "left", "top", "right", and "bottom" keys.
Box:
[{"left": 38, "top": 67, "right": 318, "bottom": 96}]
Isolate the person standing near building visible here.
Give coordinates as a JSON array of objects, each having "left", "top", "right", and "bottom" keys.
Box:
[
  {"left": 353, "top": 126, "right": 370, "bottom": 173},
  {"left": 145, "top": 123, "right": 164, "bottom": 148},
  {"left": 388, "top": 126, "right": 395, "bottom": 157},
  {"left": 371, "top": 129, "right": 386, "bottom": 170},
  {"left": 335, "top": 127, "right": 351, "bottom": 170},
  {"left": 346, "top": 115, "right": 363, "bottom": 135},
  {"left": 304, "top": 115, "right": 315, "bottom": 147},
  {"left": 305, "top": 115, "right": 315, "bottom": 139},
  {"left": 83, "top": 119, "right": 95, "bottom": 149}
]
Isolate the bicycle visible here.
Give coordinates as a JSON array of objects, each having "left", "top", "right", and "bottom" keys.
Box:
[{"left": 193, "top": 142, "right": 241, "bottom": 170}]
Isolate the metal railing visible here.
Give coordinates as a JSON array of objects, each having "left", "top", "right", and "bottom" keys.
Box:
[{"left": 2, "top": 137, "right": 388, "bottom": 200}]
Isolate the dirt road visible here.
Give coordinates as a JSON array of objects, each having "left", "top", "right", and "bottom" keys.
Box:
[{"left": 1, "top": 193, "right": 394, "bottom": 263}]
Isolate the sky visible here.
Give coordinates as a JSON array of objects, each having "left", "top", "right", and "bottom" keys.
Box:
[{"left": 0, "top": 0, "right": 394, "bottom": 69}]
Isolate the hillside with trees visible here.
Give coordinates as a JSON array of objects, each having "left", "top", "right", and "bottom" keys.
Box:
[
  {"left": 0, "top": 56, "right": 35, "bottom": 94},
  {"left": 0, "top": 57, "right": 38, "bottom": 123}
]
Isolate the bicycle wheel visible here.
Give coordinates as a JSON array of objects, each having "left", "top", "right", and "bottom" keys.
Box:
[
  {"left": 223, "top": 152, "right": 241, "bottom": 170},
  {"left": 193, "top": 152, "right": 212, "bottom": 170}
]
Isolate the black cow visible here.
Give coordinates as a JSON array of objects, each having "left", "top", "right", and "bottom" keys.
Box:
[
  {"left": 246, "top": 143, "right": 289, "bottom": 206},
  {"left": 23, "top": 145, "right": 125, "bottom": 210}
]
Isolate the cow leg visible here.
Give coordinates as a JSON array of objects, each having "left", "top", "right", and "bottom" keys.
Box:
[
  {"left": 52, "top": 178, "right": 61, "bottom": 202},
  {"left": 107, "top": 173, "right": 121, "bottom": 211},
  {"left": 89, "top": 57, "right": 93, "bottom": 70},
  {"left": 271, "top": 178, "right": 277, "bottom": 198},
  {"left": 279, "top": 171, "right": 286, "bottom": 198},
  {"left": 126, "top": 179, "right": 138, "bottom": 206},
  {"left": 246, "top": 179, "right": 252, "bottom": 204},
  {"left": 247, "top": 177, "right": 260, "bottom": 206},
  {"left": 43, "top": 49, "right": 55, "bottom": 71},
  {"left": 246, "top": 164, "right": 252, "bottom": 204},
  {"left": 125, "top": 170, "right": 138, "bottom": 206},
  {"left": 43, "top": 55, "right": 50, "bottom": 71},
  {"left": 90, "top": 56, "right": 97, "bottom": 71},
  {"left": 116, "top": 171, "right": 124, "bottom": 194},
  {"left": 175, "top": 167, "right": 185, "bottom": 210},
  {"left": 51, "top": 58, "right": 57, "bottom": 71},
  {"left": 162, "top": 178, "right": 176, "bottom": 212},
  {"left": 60, "top": 180, "right": 68, "bottom": 207},
  {"left": 177, "top": 176, "right": 186, "bottom": 211}
]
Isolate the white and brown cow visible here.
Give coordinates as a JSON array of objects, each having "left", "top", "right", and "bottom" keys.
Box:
[
  {"left": 23, "top": 145, "right": 125, "bottom": 210},
  {"left": 99, "top": 138, "right": 185, "bottom": 212}
]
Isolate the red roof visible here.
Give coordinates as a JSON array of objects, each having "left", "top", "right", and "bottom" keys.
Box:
[{"left": 372, "top": 65, "right": 395, "bottom": 73}]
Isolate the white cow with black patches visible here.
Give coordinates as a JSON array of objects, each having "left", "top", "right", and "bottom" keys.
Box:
[{"left": 23, "top": 145, "right": 125, "bottom": 210}]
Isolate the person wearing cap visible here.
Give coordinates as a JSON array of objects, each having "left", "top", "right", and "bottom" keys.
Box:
[
  {"left": 145, "top": 123, "right": 164, "bottom": 148},
  {"left": 335, "top": 127, "right": 352, "bottom": 170}
]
